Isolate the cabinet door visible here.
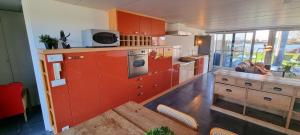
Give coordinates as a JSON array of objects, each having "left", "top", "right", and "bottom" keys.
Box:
[
  {"left": 140, "top": 16, "right": 152, "bottom": 36},
  {"left": 96, "top": 51, "right": 134, "bottom": 110},
  {"left": 151, "top": 19, "right": 165, "bottom": 36},
  {"left": 196, "top": 58, "right": 204, "bottom": 75},
  {"left": 172, "top": 64, "right": 180, "bottom": 87},
  {"left": 63, "top": 52, "right": 101, "bottom": 124},
  {"left": 117, "top": 11, "right": 140, "bottom": 35},
  {"left": 157, "top": 70, "right": 172, "bottom": 93},
  {"left": 46, "top": 58, "right": 72, "bottom": 132}
]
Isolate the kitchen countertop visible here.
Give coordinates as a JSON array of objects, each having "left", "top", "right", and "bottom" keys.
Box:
[
  {"left": 214, "top": 69, "right": 300, "bottom": 88},
  {"left": 39, "top": 45, "right": 173, "bottom": 54}
]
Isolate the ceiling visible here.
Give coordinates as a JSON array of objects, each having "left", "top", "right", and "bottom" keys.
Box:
[
  {"left": 56, "top": 0, "right": 300, "bottom": 32},
  {"left": 0, "top": 0, "right": 21, "bottom": 12}
]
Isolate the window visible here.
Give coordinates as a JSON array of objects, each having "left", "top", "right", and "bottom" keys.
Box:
[{"left": 253, "top": 30, "right": 269, "bottom": 63}]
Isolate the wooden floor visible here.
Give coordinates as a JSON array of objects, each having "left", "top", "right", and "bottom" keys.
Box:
[{"left": 145, "top": 72, "right": 286, "bottom": 135}]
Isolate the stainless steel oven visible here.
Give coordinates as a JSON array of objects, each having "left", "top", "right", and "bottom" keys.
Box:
[{"left": 128, "top": 49, "right": 148, "bottom": 78}]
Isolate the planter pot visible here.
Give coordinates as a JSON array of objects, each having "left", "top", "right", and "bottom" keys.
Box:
[
  {"left": 44, "top": 43, "right": 53, "bottom": 49},
  {"left": 52, "top": 43, "right": 58, "bottom": 49}
]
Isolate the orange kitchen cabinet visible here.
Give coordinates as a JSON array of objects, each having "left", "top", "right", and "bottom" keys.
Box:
[
  {"left": 45, "top": 57, "right": 73, "bottom": 132},
  {"left": 195, "top": 57, "right": 204, "bottom": 75},
  {"left": 156, "top": 70, "right": 172, "bottom": 93},
  {"left": 117, "top": 11, "right": 140, "bottom": 35},
  {"left": 151, "top": 19, "right": 165, "bottom": 36},
  {"left": 95, "top": 51, "right": 135, "bottom": 110},
  {"left": 172, "top": 64, "right": 180, "bottom": 87},
  {"left": 63, "top": 52, "right": 102, "bottom": 125},
  {"left": 140, "top": 16, "right": 152, "bottom": 36}
]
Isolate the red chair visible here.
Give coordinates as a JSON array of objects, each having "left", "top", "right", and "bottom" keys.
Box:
[{"left": 0, "top": 82, "right": 26, "bottom": 121}]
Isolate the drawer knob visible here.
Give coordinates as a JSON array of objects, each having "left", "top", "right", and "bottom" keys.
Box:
[
  {"left": 264, "top": 97, "right": 272, "bottom": 101},
  {"left": 245, "top": 82, "right": 252, "bottom": 86},
  {"left": 273, "top": 87, "right": 282, "bottom": 91},
  {"left": 225, "top": 89, "right": 232, "bottom": 92},
  {"left": 137, "top": 85, "right": 143, "bottom": 89},
  {"left": 222, "top": 78, "right": 228, "bottom": 81}
]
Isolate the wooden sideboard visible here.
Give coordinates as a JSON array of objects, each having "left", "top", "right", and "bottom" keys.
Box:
[{"left": 212, "top": 69, "right": 300, "bottom": 135}]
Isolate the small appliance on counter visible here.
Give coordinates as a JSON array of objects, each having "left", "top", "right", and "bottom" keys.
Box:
[
  {"left": 82, "top": 29, "right": 120, "bottom": 47},
  {"left": 128, "top": 49, "right": 148, "bottom": 78}
]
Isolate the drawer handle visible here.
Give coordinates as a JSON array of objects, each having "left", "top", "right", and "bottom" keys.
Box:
[
  {"left": 225, "top": 89, "right": 232, "bottom": 92},
  {"left": 222, "top": 78, "right": 228, "bottom": 81},
  {"left": 264, "top": 97, "right": 272, "bottom": 101},
  {"left": 273, "top": 87, "right": 282, "bottom": 91},
  {"left": 245, "top": 82, "right": 252, "bottom": 86},
  {"left": 137, "top": 85, "right": 143, "bottom": 89}
]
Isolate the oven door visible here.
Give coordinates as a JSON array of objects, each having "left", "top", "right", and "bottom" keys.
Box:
[
  {"left": 128, "top": 55, "right": 148, "bottom": 78},
  {"left": 93, "top": 32, "right": 119, "bottom": 46}
]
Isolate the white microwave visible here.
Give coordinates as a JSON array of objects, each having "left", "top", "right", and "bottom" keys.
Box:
[{"left": 82, "top": 29, "right": 120, "bottom": 47}]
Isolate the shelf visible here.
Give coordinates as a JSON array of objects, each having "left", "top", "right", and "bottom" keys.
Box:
[
  {"left": 245, "top": 107, "right": 287, "bottom": 127},
  {"left": 293, "top": 99, "right": 300, "bottom": 112},
  {"left": 213, "top": 98, "right": 244, "bottom": 114},
  {"left": 289, "top": 119, "right": 300, "bottom": 132}
]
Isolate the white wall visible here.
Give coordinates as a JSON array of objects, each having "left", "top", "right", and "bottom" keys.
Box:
[
  {"left": 0, "top": 10, "right": 39, "bottom": 106},
  {"left": 165, "top": 35, "right": 199, "bottom": 57},
  {"left": 22, "top": 0, "right": 109, "bottom": 131}
]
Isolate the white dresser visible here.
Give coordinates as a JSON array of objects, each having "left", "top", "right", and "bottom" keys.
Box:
[{"left": 212, "top": 69, "right": 300, "bottom": 135}]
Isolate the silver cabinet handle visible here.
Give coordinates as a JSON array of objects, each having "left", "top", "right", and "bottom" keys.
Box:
[
  {"left": 273, "top": 87, "right": 282, "bottom": 91},
  {"left": 264, "top": 97, "right": 272, "bottom": 101},
  {"left": 225, "top": 89, "right": 232, "bottom": 92},
  {"left": 222, "top": 78, "right": 228, "bottom": 81},
  {"left": 245, "top": 82, "right": 252, "bottom": 86}
]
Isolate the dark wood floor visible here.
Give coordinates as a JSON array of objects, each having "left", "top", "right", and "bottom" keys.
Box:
[
  {"left": 0, "top": 72, "right": 286, "bottom": 135},
  {"left": 145, "top": 72, "right": 286, "bottom": 135}
]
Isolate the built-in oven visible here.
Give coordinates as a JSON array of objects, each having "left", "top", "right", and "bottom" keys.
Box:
[
  {"left": 82, "top": 29, "right": 120, "bottom": 47},
  {"left": 128, "top": 49, "right": 148, "bottom": 78}
]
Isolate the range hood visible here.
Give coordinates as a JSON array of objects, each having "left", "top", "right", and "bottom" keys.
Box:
[{"left": 166, "top": 23, "right": 192, "bottom": 36}]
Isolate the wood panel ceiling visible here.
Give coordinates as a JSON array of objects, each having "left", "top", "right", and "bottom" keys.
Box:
[{"left": 56, "top": 0, "right": 300, "bottom": 32}]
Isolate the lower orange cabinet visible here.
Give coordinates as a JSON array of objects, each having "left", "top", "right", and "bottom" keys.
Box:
[
  {"left": 172, "top": 64, "right": 180, "bottom": 87},
  {"left": 195, "top": 57, "right": 204, "bottom": 75},
  {"left": 43, "top": 48, "right": 173, "bottom": 133}
]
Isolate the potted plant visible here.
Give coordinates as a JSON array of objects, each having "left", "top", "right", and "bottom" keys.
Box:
[
  {"left": 145, "top": 127, "right": 175, "bottom": 135},
  {"left": 39, "top": 34, "right": 58, "bottom": 49},
  {"left": 282, "top": 62, "right": 297, "bottom": 78}
]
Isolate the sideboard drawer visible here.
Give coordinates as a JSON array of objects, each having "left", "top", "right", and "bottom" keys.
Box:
[
  {"left": 214, "top": 83, "right": 246, "bottom": 101},
  {"left": 236, "top": 79, "right": 262, "bottom": 90},
  {"left": 247, "top": 90, "right": 292, "bottom": 111},
  {"left": 262, "top": 82, "right": 294, "bottom": 96},
  {"left": 215, "top": 75, "right": 236, "bottom": 85}
]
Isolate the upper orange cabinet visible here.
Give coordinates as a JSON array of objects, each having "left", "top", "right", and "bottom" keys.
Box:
[
  {"left": 109, "top": 9, "right": 165, "bottom": 36},
  {"left": 139, "top": 16, "right": 152, "bottom": 35},
  {"left": 151, "top": 19, "right": 165, "bottom": 36},
  {"left": 117, "top": 11, "right": 140, "bottom": 35}
]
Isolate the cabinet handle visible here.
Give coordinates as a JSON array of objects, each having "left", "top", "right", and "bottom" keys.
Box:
[
  {"left": 137, "top": 85, "right": 143, "bottom": 89},
  {"left": 245, "top": 82, "right": 252, "bottom": 86},
  {"left": 153, "top": 84, "right": 158, "bottom": 87},
  {"left": 264, "top": 97, "right": 272, "bottom": 101},
  {"left": 137, "top": 77, "right": 143, "bottom": 81},
  {"left": 273, "top": 87, "right": 282, "bottom": 91},
  {"left": 137, "top": 92, "right": 144, "bottom": 96},
  {"left": 222, "top": 78, "right": 228, "bottom": 81},
  {"left": 225, "top": 89, "right": 232, "bottom": 92},
  {"left": 154, "top": 71, "right": 158, "bottom": 74},
  {"left": 67, "top": 56, "right": 84, "bottom": 60}
]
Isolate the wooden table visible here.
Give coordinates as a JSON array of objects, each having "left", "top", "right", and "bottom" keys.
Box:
[{"left": 60, "top": 102, "right": 199, "bottom": 135}]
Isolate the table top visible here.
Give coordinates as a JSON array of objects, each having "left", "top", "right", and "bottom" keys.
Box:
[{"left": 60, "top": 102, "right": 199, "bottom": 135}]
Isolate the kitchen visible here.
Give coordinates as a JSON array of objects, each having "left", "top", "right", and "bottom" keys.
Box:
[{"left": 1, "top": 0, "right": 300, "bottom": 135}]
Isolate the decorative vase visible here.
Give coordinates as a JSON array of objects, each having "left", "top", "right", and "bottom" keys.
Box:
[
  {"left": 52, "top": 43, "right": 58, "bottom": 49},
  {"left": 44, "top": 43, "right": 53, "bottom": 49}
]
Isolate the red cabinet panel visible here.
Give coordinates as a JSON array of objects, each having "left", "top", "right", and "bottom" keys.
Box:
[
  {"left": 46, "top": 57, "right": 73, "bottom": 132},
  {"left": 151, "top": 19, "right": 165, "bottom": 36},
  {"left": 195, "top": 58, "right": 204, "bottom": 75},
  {"left": 117, "top": 11, "right": 140, "bottom": 35},
  {"left": 140, "top": 16, "right": 152, "bottom": 36},
  {"left": 63, "top": 52, "right": 101, "bottom": 125},
  {"left": 96, "top": 51, "right": 135, "bottom": 110},
  {"left": 172, "top": 64, "right": 180, "bottom": 87}
]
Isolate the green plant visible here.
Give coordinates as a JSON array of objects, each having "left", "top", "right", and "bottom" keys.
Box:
[
  {"left": 39, "top": 34, "right": 58, "bottom": 49},
  {"left": 282, "top": 62, "right": 297, "bottom": 78},
  {"left": 145, "top": 127, "right": 175, "bottom": 135}
]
